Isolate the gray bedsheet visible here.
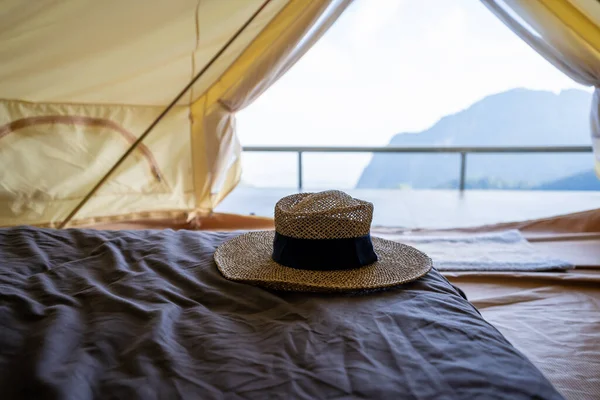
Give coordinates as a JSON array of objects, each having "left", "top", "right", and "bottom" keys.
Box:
[{"left": 0, "top": 227, "right": 563, "bottom": 400}]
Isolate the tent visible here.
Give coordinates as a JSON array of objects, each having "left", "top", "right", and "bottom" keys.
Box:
[
  {"left": 0, "top": 0, "right": 598, "bottom": 228},
  {"left": 1, "top": 3, "right": 599, "bottom": 397},
  {"left": 0, "top": 0, "right": 350, "bottom": 228}
]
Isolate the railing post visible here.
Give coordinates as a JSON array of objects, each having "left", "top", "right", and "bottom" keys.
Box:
[
  {"left": 239, "top": 146, "right": 593, "bottom": 192},
  {"left": 297, "top": 151, "right": 303, "bottom": 192},
  {"left": 459, "top": 152, "right": 467, "bottom": 191}
]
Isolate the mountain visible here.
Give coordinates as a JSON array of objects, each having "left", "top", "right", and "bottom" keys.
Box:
[
  {"left": 436, "top": 177, "right": 534, "bottom": 190},
  {"left": 534, "top": 169, "right": 600, "bottom": 191},
  {"left": 356, "top": 88, "right": 594, "bottom": 189}
]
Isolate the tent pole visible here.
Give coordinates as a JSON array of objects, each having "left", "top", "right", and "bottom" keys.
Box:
[{"left": 58, "top": 0, "right": 272, "bottom": 229}]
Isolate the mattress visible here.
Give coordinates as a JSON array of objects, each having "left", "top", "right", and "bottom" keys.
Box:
[{"left": 0, "top": 226, "right": 563, "bottom": 400}]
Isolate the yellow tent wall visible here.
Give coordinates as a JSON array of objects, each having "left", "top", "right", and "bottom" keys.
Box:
[{"left": 0, "top": 0, "right": 351, "bottom": 227}]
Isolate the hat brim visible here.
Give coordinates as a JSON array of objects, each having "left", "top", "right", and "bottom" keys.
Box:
[{"left": 214, "top": 231, "right": 433, "bottom": 293}]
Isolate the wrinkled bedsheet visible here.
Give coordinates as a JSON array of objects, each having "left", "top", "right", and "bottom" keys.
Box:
[{"left": 0, "top": 227, "right": 563, "bottom": 399}]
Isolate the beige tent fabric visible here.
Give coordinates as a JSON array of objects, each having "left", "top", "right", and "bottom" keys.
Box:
[
  {"left": 0, "top": 0, "right": 350, "bottom": 227},
  {"left": 0, "top": 100, "right": 195, "bottom": 227},
  {"left": 0, "top": 0, "right": 286, "bottom": 106},
  {"left": 481, "top": 0, "right": 600, "bottom": 177},
  {"left": 190, "top": 0, "right": 352, "bottom": 212}
]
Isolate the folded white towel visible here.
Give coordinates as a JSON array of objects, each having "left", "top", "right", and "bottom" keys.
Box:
[{"left": 389, "top": 230, "right": 573, "bottom": 272}]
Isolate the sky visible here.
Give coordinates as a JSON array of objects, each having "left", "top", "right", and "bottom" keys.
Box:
[{"left": 235, "top": 0, "right": 588, "bottom": 189}]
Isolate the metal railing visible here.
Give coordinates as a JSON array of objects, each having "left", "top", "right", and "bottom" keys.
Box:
[{"left": 242, "top": 145, "right": 594, "bottom": 191}]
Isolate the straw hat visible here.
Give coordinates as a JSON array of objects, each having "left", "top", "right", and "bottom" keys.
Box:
[{"left": 214, "top": 190, "right": 432, "bottom": 293}]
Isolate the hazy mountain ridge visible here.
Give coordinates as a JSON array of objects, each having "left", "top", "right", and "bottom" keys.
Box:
[
  {"left": 356, "top": 88, "right": 596, "bottom": 190},
  {"left": 535, "top": 169, "right": 600, "bottom": 191}
]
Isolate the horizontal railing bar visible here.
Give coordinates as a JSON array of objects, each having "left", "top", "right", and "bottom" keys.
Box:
[{"left": 242, "top": 145, "right": 593, "bottom": 153}]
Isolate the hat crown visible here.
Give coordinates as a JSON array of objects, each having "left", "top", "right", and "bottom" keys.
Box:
[{"left": 274, "top": 190, "right": 373, "bottom": 239}]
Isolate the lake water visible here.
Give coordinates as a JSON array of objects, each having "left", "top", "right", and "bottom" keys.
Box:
[{"left": 216, "top": 187, "right": 600, "bottom": 229}]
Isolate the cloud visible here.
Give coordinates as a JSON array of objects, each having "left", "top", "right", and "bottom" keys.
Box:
[{"left": 346, "top": 0, "right": 407, "bottom": 46}]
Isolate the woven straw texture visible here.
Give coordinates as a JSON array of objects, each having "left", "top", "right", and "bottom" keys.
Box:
[
  {"left": 214, "top": 190, "right": 432, "bottom": 293},
  {"left": 275, "top": 191, "right": 372, "bottom": 239},
  {"left": 214, "top": 232, "right": 432, "bottom": 292}
]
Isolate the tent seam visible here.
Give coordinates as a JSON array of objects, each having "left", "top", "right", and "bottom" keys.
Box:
[
  {"left": 190, "top": 0, "right": 286, "bottom": 105},
  {"left": 220, "top": 0, "right": 327, "bottom": 104},
  {"left": 0, "top": 97, "right": 188, "bottom": 111},
  {"left": 189, "top": 0, "right": 202, "bottom": 104}
]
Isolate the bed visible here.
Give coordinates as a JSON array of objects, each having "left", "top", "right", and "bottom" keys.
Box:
[{"left": 0, "top": 226, "right": 566, "bottom": 399}]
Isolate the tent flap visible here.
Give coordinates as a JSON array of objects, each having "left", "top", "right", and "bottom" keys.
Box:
[
  {"left": 0, "top": 0, "right": 350, "bottom": 227},
  {"left": 190, "top": 0, "right": 352, "bottom": 214}
]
